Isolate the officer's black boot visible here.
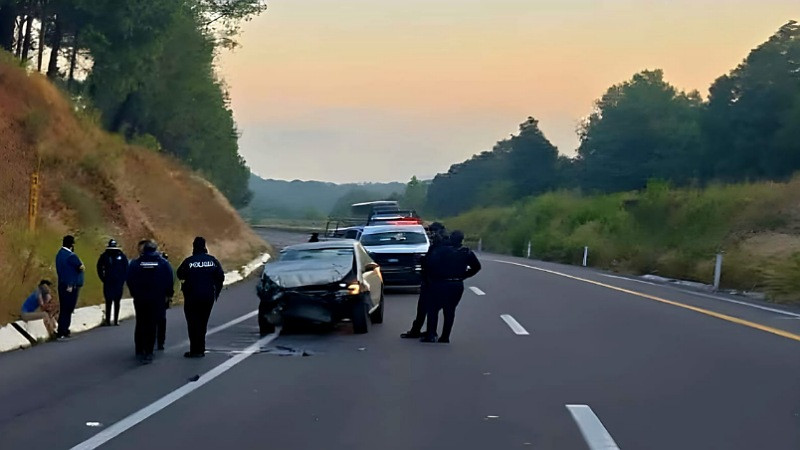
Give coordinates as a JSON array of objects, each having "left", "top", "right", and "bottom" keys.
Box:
[
  {"left": 420, "top": 333, "right": 437, "bottom": 343},
  {"left": 114, "top": 298, "right": 121, "bottom": 326},
  {"left": 400, "top": 329, "right": 422, "bottom": 339},
  {"left": 104, "top": 299, "right": 112, "bottom": 326}
]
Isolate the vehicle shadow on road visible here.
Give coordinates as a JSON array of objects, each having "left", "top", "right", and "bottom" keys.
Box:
[{"left": 279, "top": 320, "right": 354, "bottom": 336}]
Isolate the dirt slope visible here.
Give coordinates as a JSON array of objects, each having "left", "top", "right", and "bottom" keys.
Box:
[{"left": 0, "top": 57, "right": 270, "bottom": 324}]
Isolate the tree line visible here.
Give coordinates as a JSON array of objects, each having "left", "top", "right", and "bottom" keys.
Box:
[
  {"left": 0, "top": 0, "right": 267, "bottom": 207},
  {"left": 426, "top": 21, "right": 800, "bottom": 217}
]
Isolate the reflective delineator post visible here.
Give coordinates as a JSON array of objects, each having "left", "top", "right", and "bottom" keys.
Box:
[
  {"left": 526, "top": 241, "right": 531, "bottom": 259},
  {"left": 713, "top": 253, "right": 723, "bottom": 291},
  {"left": 478, "top": 238, "right": 483, "bottom": 254},
  {"left": 28, "top": 172, "right": 39, "bottom": 232},
  {"left": 582, "top": 246, "right": 588, "bottom": 267}
]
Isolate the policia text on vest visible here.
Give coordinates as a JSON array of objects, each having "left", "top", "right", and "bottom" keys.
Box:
[{"left": 177, "top": 237, "right": 225, "bottom": 358}]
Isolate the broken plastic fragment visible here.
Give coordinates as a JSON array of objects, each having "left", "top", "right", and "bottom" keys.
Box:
[
  {"left": 358, "top": 347, "right": 366, "bottom": 351},
  {"left": 86, "top": 422, "right": 102, "bottom": 427}
]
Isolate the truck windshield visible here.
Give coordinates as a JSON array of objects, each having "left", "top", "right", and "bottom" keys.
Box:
[
  {"left": 280, "top": 248, "right": 354, "bottom": 262},
  {"left": 361, "top": 232, "right": 427, "bottom": 246}
]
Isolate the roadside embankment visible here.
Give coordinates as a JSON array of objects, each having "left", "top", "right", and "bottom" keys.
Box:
[{"left": 447, "top": 179, "right": 800, "bottom": 303}]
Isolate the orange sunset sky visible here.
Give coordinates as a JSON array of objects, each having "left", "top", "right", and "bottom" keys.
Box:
[{"left": 218, "top": 0, "right": 798, "bottom": 183}]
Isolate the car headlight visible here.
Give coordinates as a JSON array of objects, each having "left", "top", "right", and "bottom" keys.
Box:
[{"left": 339, "top": 282, "right": 361, "bottom": 295}]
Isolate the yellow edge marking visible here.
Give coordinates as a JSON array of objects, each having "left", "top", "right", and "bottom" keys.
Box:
[{"left": 492, "top": 259, "right": 800, "bottom": 343}]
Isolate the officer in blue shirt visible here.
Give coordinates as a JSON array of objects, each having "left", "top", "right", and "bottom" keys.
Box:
[{"left": 55, "top": 235, "right": 85, "bottom": 339}]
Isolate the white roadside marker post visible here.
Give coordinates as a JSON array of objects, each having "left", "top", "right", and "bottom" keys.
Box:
[
  {"left": 713, "top": 252, "right": 723, "bottom": 291},
  {"left": 582, "top": 246, "right": 588, "bottom": 267},
  {"left": 526, "top": 240, "right": 531, "bottom": 259}
]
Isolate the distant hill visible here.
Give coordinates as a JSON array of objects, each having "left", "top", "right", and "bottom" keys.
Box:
[{"left": 240, "top": 174, "right": 406, "bottom": 220}]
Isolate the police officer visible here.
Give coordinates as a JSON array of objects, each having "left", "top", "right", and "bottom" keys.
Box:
[
  {"left": 177, "top": 237, "right": 225, "bottom": 358},
  {"left": 422, "top": 230, "right": 481, "bottom": 343},
  {"left": 96, "top": 239, "right": 128, "bottom": 326},
  {"left": 401, "top": 222, "right": 449, "bottom": 339},
  {"left": 55, "top": 235, "right": 85, "bottom": 339},
  {"left": 127, "top": 240, "right": 174, "bottom": 364}
]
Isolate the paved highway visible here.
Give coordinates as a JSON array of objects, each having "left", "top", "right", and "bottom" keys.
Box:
[{"left": 1, "top": 230, "right": 800, "bottom": 449}]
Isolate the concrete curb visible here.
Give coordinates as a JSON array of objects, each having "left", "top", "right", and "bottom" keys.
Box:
[{"left": 0, "top": 252, "right": 270, "bottom": 353}]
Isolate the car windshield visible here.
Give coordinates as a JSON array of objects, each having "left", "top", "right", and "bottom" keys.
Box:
[
  {"left": 361, "top": 232, "right": 427, "bottom": 246},
  {"left": 279, "top": 247, "right": 354, "bottom": 262}
]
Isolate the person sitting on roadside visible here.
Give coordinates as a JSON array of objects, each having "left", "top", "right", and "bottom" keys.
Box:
[{"left": 20, "top": 280, "right": 57, "bottom": 336}]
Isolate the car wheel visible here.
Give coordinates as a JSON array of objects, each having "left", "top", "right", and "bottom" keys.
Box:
[
  {"left": 259, "top": 315, "right": 275, "bottom": 336},
  {"left": 369, "top": 293, "right": 384, "bottom": 324},
  {"left": 352, "top": 299, "right": 370, "bottom": 334},
  {"left": 258, "top": 302, "right": 276, "bottom": 336}
]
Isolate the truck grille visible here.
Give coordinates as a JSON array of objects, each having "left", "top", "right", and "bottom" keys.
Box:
[{"left": 371, "top": 253, "right": 416, "bottom": 268}]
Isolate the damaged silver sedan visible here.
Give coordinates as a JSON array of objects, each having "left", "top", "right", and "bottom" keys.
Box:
[{"left": 256, "top": 240, "right": 384, "bottom": 335}]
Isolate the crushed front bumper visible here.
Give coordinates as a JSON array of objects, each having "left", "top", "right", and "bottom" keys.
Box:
[{"left": 259, "top": 290, "right": 361, "bottom": 325}]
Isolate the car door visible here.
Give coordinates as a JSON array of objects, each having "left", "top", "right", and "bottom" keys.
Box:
[{"left": 356, "top": 244, "right": 382, "bottom": 308}]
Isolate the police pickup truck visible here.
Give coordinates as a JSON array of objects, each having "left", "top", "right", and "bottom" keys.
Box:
[{"left": 359, "top": 224, "right": 429, "bottom": 287}]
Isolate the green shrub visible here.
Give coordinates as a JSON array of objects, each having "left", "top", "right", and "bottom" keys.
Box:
[
  {"left": 60, "top": 183, "right": 104, "bottom": 231},
  {"left": 762, "top": 253, "right": 800, "bottom": 303},
  {"left": 130, "top": 133, "right": 163, "bottom": 152},
  {"left": 21, "top": 108, "right": 50, "bottom": 144}
]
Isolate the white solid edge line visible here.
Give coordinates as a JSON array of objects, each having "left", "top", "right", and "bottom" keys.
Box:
[
  {"left": 70, "top": 330, "right": 280, "bottom": 450},
  {"left": 469, "top": 286, "right": 486, "bottom": 296},
  {"left": 166, "top": 310, "right": 258, "bottom": 352},
  {"left": 566, "top": 404, "right": 620, "bottom": 450},
  {"left": 500, "top": 314, "right": 530, "bottom": 335}
]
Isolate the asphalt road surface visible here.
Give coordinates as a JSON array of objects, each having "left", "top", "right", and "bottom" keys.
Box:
[{"left": 2, "top": 229, "right": 800, "bottom": 449}]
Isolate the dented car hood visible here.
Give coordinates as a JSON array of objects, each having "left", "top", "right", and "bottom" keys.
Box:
[{"left": 262, "top": 259, "right": 353, "bottom": 288}]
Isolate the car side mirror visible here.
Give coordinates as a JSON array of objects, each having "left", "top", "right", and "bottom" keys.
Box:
[{"left": 365, "top": 262, "right": 380, "bottom": 272}]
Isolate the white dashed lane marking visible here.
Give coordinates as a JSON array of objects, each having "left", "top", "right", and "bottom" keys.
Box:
[
  {"left": 500, "top": 314, "right": 530, "bottom": 335},
  {"left": 566, "top": 404, "right": 620, "bottom": 450}
]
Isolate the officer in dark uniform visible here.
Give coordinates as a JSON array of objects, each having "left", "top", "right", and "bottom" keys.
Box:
[
  {"left": 422, "top": 230, "right": 481, "bottom": 343},
  {"left": 177, "top": 237, "right": 225, "bottom": 358},
  {"left": 126, "top": 240, "right": 174, "bottom": 364},
  {"left": 96, "top": 239, "right": 128, "bottom": 326},
  {"left": 401, "top": 222, "right": 449, "bottom": 339}
]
